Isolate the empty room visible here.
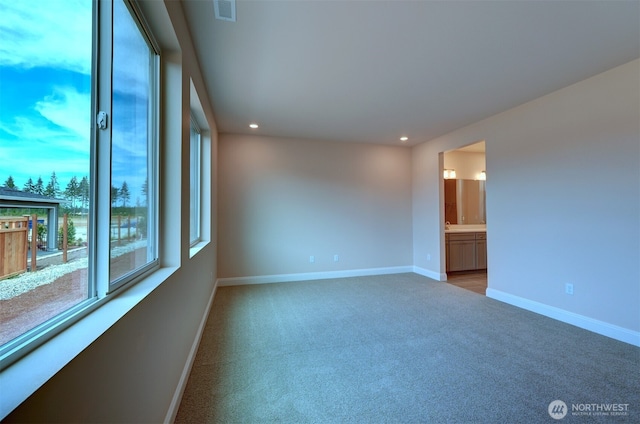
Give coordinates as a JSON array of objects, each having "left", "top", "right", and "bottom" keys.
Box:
[{"left": 1, "top": 0, "right": 638, "bottom": 423}]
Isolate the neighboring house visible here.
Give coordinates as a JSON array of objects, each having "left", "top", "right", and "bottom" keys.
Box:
[{"left": 0, "top": 187, "right": 64, "bottom": 251}]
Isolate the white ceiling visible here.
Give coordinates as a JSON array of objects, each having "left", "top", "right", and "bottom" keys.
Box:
[{"left": 181, "top": 0, "right": 639, "bottom": 146}]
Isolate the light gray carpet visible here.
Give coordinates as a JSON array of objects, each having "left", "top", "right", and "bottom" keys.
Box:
[{"left": 175, "top": 273, "right": 639, "bottom": 423}]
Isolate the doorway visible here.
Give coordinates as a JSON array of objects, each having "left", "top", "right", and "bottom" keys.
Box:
[{"left": 442, "top": 141, "right": 488, "bottom": 295}]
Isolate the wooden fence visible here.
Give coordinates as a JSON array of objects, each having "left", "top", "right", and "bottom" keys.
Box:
[{"left": 0, "top": 217, "right": 29, "bottom": 280}]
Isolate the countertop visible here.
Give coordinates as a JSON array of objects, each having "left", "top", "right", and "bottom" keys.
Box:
[{"left": 445, "top": 225, "right": 486, "bottom": 233}]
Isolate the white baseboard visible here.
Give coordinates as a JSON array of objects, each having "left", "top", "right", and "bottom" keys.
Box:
[
  {"left": 217, "top": 266, "right": 414, "bottom": 287},
  {"left": 486, "top": 288, "right": 640, "bottom": 347},
  {"left": 164, "top": 281, "right": 218, "bottom": 424},
  {"left": 412, "top": 266, "right": 447, "bottom": 281}
]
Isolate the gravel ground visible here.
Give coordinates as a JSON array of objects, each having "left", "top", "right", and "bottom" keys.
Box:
[{"left": 0, "top": 240, "right": 148, "bottom": 300}]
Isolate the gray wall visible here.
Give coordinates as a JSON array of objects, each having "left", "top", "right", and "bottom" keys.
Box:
[
  {"left": 218, "top": 134, "right": 414, "bottom": 279},
  {"left": 413, "top": 59, "right": 640, "bottom": 333}
]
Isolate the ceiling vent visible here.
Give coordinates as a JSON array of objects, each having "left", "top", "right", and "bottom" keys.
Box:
[{"left": 214, "top": 0, "right": 236, "bottom": 22}]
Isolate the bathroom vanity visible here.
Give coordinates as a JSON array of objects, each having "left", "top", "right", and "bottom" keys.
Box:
[{"left": 445, "top": 225, "right": 487, "bottom": 272}]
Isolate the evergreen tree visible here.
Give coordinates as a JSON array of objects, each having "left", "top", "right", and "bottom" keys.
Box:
[
  {"left": 44, "top": 171, "right": 60, "bottom": 197},
  {"left": 141, "top": 178, "right": 148, "bottom": 205},
  {"left": 111, "top": 185, "right": 120, "bottom": 207},
  {"left": 34, "top": 176, "right": 45, "bottom": 195},
  {"left": 23, "top": 177, "right": 35, "bottom": 193},
  {"left": 79, "top": 176, "right": 90, "bottom": 213},
  {"left": 64, "top": 176, "right": 80, "bottom": 213},
  {"left": 120, "top": 181, "right": 130, "bottom": 208},
  {"left": 4, "top": 175, "right": 16, "bottom": 188},
  {"left": 58, "top": 218, "right": 76, "bottom": 247}
]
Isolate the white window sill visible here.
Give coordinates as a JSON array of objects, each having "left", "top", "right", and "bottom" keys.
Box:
[
  {"left": 189, "top": 240, "right": 209, "bottom": 259},
  {"left": 0, "top": 266, "right": 179, "bottom": 420}
]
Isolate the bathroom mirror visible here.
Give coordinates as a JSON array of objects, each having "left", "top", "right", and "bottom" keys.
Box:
[{"left": 444, "top": 179, "right": 486, "bottom": 225}]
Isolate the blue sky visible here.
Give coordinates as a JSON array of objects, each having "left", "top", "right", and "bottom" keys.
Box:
[{"left": 0, "top": 0, "right": 149, "bottom": 204}]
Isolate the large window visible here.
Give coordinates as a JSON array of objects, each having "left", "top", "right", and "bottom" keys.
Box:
[
  {"left": 0, "top": 0, "right": 159, "bottom": 365},
  {"left": 189, "top": 116, "right": 201, "bottom": 246},
  {"left": 108, "top": 0, "right": 158, "bottom": 287}
]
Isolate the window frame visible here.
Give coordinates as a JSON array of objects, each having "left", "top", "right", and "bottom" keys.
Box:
[
  {"left": 189, "top": 115, "right": 202, "bottom": 247},
  {"left": 105, "top": 0, "right": 161, "bottom": 293},
  {"left": 0, "top": 0, "right": 162, "bottom": 369},
  {"left": 188, "top": 79, "right": 211, "bottom": 257}
]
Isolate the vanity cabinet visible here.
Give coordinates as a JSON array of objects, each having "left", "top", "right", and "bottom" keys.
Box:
[
  {"left": 446, "top": 232, "right": 487, "bottom": 272},
  {"left": 475, "top": 233, "right": 487, "bottom": 269}
]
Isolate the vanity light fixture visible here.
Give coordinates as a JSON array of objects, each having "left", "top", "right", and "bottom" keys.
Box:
[
  {"left": 249, "top": 123, "right": 259, "bottom": 129},
  {"left": 443, "top": 169, "right": 456, "bottom": 179},
  {"left": 478, "top": 170, "right": 486, "bottom": 180}
]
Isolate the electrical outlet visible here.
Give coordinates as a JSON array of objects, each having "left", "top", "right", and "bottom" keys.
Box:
[
  {"left": 427, "top": 254, "right": 431, "bottom": 261},
  {"left": 565, "top": 283, "right": 574, "bottom": 295},
  {"left": 334, "top": 254, "right": 339, "bottom": 262},
  {"left": 309, "top": 255, "right": 315, "bottom": 263}
]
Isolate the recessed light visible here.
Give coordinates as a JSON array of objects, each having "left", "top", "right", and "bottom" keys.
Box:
[
  {"left": 400, "top": 136, "right": 408, "bottom": 142},
  {"left": 249, "top": 123, "right": 259, "bottom": 129}
]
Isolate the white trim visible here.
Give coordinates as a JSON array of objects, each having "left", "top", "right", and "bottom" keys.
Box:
[
  {"left": 217, "top": 266, "right": 414, "bottom": 287},
  {"left": 486, "top": 288, "right": 640, "bottom": 347},
  {"left": 412, "top": 266, "right": 447, "bottom": 281},
  {"left": 188, "top": 240, "right": 209, "bottom": 259},
  {"left": 164, "top": 280, "right": 218, "bottom": 424}
]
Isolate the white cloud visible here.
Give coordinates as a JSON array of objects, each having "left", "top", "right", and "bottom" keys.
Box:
[
  {"left": 35, "top": 86, "right": 92, "bottom": 141},
  {"left": 0, "top": 0, "right": 92, "bottom": 74},
  {"left": 0, "top": 87, "right": 91, "bottom": 187},
  {"left": 0, "top": 115, "right": 87, "bottom": 152}
]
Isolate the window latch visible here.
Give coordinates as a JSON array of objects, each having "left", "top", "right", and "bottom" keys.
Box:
[{"left": 97, "top": 111, "right": 108, "bottom": 130}]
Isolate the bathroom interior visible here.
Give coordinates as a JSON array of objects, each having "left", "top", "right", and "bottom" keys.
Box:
[{"left": 443, "top": 140, "right": 487, "bottom": 294}]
